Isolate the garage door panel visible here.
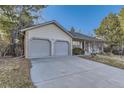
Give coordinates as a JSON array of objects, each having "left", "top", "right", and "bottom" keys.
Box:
[
  {"left": 28, "top": 39, "right": 50, "bottom": 58},
  {"left": 54, "top": 41, "right": 69, "bottom": 56}
]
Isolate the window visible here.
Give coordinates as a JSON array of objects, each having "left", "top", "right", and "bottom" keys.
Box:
[
  {"left": 73, "top": 41, "right": 82, "bottom": 48},
  {"left": 73, "top": 41, "right": 80, "bottom": 46}
]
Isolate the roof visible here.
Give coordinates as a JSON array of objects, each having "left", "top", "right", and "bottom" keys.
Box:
[
  {"left": 21, "top": 20, "right": 103, "bottom": 42},
  {"left": 69, "top": 31, "right": 103, "bottom": 42},
  {"left": 21, "top": 20, "right": 72, "bottom": 37}
]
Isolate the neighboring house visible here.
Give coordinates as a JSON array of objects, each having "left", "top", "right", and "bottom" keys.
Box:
[
  {"left": 21, "top": 20, "right": 72, "bottom": 58},
  {"left": 21, "top": 20, "right": 104, "bottom": 58},
  {"left": 69, "top": 30, "right": 104, "bottom": 55}
]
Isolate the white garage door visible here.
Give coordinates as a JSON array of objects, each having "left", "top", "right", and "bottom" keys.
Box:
[
  {"left": 28, "top": 39, "right": 50, "bottom": 58},
  {"left": 54, "top": 41, "right": 69, "bottom": 56}
]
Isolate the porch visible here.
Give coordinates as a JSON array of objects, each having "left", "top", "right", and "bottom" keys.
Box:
[{"left": 72, "top": 38, "right": 103, "bottom": 55}]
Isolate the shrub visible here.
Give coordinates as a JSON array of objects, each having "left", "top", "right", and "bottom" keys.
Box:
[
  {"left": 73, "top": 48, "right": 83, "bottom": 55},
  {"left": 81, "top": 49, "right": 85, "bottom": 55},
  {"left": 112, "top": 49, "right": 124, "bottom": 55},
  {"left": 104, "top": 47, "right": 111, "bottom": 53}
]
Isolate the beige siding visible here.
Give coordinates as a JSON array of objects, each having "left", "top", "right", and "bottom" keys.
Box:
[
  {"left": 25, "top": 24, "right": 72, "bottom": 58},
  {"left": 27, "top": 24, "right": 71, "bottom": 41}
]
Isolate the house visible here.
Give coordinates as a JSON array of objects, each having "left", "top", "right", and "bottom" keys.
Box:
[
  {"left": 69, "top": 29, "right": 104, "bottom": 55},
  {"left": 21, "top": 20, "right": 72, "bottom": 58},
  {"left": 21, "top": 20, "right": 104, "bottom": 58}
]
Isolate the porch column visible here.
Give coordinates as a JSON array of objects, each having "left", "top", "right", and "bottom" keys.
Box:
[
  {"left": 80, "top": 41, "right": 82, "bottom": 49},
  {"left": 93, "top": 40, "right": 95, "bottom": 52},
  {"left": 88, "top": 41, "right": 91, "bottom": 53}
]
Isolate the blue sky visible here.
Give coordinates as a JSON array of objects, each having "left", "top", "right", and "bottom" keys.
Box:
[{"left": 42, "top": 5, "right": 124, "bottom": 36}]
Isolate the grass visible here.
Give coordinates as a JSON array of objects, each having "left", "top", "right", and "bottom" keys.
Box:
[
  {"left": 0, "top": 57, "right": 34, "bottom": 88},
  {"left": 80, "top": 54, "right": 124, "bottom": 69}
]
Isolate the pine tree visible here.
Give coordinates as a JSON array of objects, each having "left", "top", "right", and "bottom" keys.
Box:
[
  {"left": 0, "top": 5, "right": 47, "bottom": 56},
  {"left": 95, "top": 13, "right": 123, "bottom": 52}
]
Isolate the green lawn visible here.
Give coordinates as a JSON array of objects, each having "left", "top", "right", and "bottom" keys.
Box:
[
  {"left": 80, "top": 54, "right": 124, "bottom": 69},
  {"left": 0, "top": 57, "right": 34, "bottom": 88}
]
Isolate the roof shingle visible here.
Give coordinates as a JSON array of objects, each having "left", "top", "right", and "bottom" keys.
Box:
[{"left": 68, "top": 31, "right": 103, "bottom": 42}]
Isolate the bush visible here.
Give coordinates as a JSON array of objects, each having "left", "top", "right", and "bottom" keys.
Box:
[
  {"left": 81, "top": 49, "right": 85, "bottom": 55},
  {"left": 73, "top": 48, "right": 84, "bottom": 55},
  {"left": 112, "top": 49, "right": 124, "bottom": 55},
  {"left": 91, "top": 52, "right": 96, "bottom": 56},
  {"left": 112, "top": 49, "right": 120, "bottom": 55},
  {"left": 103, "top": 46, "right": 124, "bottom": 55},
  {"left": 103, "top": 47, "right": 111, "bottom": 53}
]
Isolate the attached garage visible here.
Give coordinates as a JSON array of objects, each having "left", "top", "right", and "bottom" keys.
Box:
[
  {"left": 54, "top": 41, "right": 69, "bottom": 56},
  {"left": 22, "top": 20, "right": 72, "bottom": 58},
  {"left": 28, "top": 39, "right": 51, "bottom": 58}
]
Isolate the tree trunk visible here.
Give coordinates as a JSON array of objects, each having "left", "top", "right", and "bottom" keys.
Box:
[
  {"left": 110, "top": 44, "right": 113, "bottom": 54},
  {"left": 11, "top": 31, "right": 16, "bottom": 57}
]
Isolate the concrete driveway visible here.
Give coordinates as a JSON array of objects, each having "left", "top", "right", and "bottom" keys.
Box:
[{"left": 30, "top": 56, "right": 124, "bottom": 88}]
